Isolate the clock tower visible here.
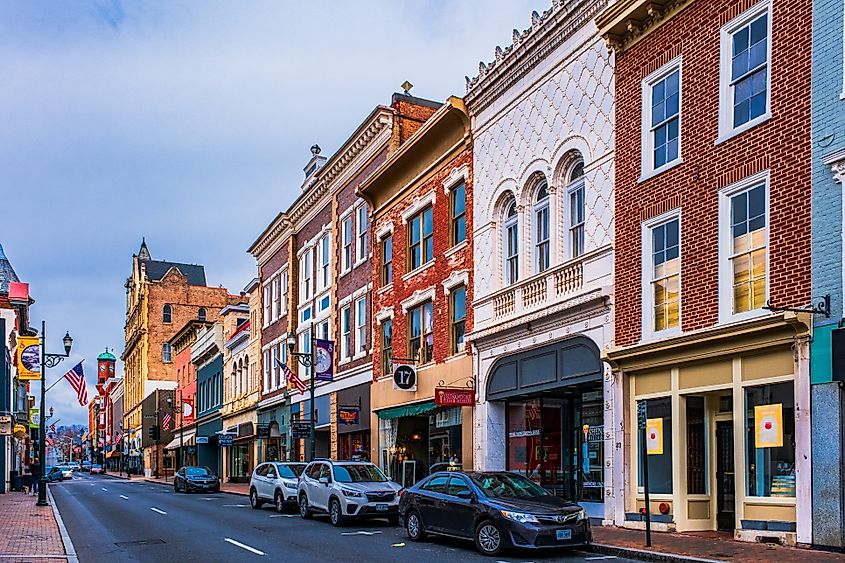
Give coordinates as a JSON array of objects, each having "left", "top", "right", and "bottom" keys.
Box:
[{"left": 96, "top": 349, "right": 117, "bottom": 393}]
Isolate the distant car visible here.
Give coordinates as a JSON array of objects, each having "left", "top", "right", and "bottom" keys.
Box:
[
  {"left": 89, "top": 464, "right": 104, "bottom": 475},
  {"left": 174, "top": 466, "right": 220, "bottom": 493},
  {"left": 298, "top": 460, "right": 401, "bottom": 526},
  {"left": 249, "top": 462, "right": 307, "bottom": 512},
  {"left": 81, "top": 462, "right": 92, "bottom": 472},
  {"left": 399, "top": 471, "right": 591, "bottom": 557},
  {"left": 58, "top": 466, "right": 74, "bottom": 480},
  {"left": 45, "top": 466, "right": 64, "bottom": 483},
  {"left": 71, "top": 462, "right": 82, "bottom": 472},
  {"left": 429, "top": 462, "right": 463, "bottom": 473}
]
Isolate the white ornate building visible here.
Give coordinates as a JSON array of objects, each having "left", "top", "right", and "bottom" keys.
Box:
[{"left": 467, "top": 0, "right": 622, "bottom": 523}]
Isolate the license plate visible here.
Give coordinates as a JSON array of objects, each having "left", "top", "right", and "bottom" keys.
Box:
[
  {"left": 376, "top": 503, "right": 389, "bottom": 511},
  {"left": 556, "top": 529, "right": 572, "bottom": 541}
]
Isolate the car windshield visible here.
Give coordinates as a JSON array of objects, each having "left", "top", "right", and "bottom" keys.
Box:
[
  {"left": 277, "top": 464, "right": 305, "bottom": 479},
  {"left": 185, "top": 467, "right": 211, "bottom": 476},
  {"left": 470, "top": 474, "right": 550, "bottom": 499},
  {"left": 333, "top": 464, "right": 387, "bottom": 483}
]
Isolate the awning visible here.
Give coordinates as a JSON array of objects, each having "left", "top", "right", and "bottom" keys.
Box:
[
  {"left": 376, "top": 401, "right": 437, "bottom": 420},
  {"left": 105, "top": 450, "right": 121, "bottom": 459},
  {"left": 164, "top": 430, "right": 196, "bottom": 450}
]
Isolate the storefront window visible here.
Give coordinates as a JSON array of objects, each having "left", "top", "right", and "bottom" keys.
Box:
[
  {"left": 686, "top": 396, "right": 707, "bottom": 494},
  {"left": 745, "top": 382, "right": 794, "bottom": 497},
  {"left": 580, "top": 390, "right": 604, "bottom": 503},
  {"left": 638, "top": 397, "right": 673, "bottom": 494},
  {"left": 507, "top": 400, "right": 542, "bottom": 482},
  {"left": 429, "top": 407, "right": 462, "bottom": 468}
]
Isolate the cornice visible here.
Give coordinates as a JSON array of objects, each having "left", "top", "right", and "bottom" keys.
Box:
[
  {"left": 248, "top": 211, "right": 292, "bottom": 262},
  {"left": 597, "top": 0, "right": 692, "bottom": 54}
]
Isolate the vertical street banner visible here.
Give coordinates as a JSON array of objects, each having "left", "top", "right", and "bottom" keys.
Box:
[
  {"left": 315, "top": 339, "right": 334, "bottom": 382},
  {"left": 182, "top": 398, "right": 194, "bottom": 424},
  {"left": 646, "top": 417, "right": 663, "bottom": 455},
  {"left": 28, "top": 408, "right": 39, "bottom": 429},
  {"left": 754, "top": 403, "right": 783, "bottom": 448},
  {"left": 16, "top": 336, "right": 40, "bottom": 380}
]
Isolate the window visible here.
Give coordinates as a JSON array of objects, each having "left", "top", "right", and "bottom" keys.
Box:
[
  {"left": 647, "top": 216, "right": 680, "bottom": 334},
  {"left": 300, "top": 250, "right": 313, "bottom": 301},
  {"left": 719, "top": 4, "right": 770, "bottom": 138},
  {"left": 316, "top": 293, "right": 331, "bottom": 315},
  {"left": 271, "top": 346, "right": 279, "bottom": 390},
  {"left": 280, "top": 270, "right": 288, "bottom": 315},
  {"left": 299, "top": 330, "right": 312, "bottom": 379},
  {"left": 356, "top": 205, "right": 368, "bottom": 262},
  {"left": 317, "top": 319, "right": 330, "bottom": 340},
  {"left": 451, "top": 182, "right": 467, "bottom": 246},
  {"left": 263, "top": 285, "right": 271, "bottom": 327},
  {"left": 745, "top": 382, "right": 795, "bottom": 497},
  {"left": 318, "top": 234, "right": 330, "bottom": 291},
  {"left": 534, "top": 182, "right": 550, "bottom": 273},
  {"left": 504, "top": 200, "right": 519, "bottom": 284},
  {"left": 725, "top": 181, "right": 767, "bottom": 316},
  {"left": 637, "top": 397, "right": 673, "bottom": 494},
  {"left": 162, "top": 343, "right": 172, "bottom": 363},
  {"left": 341, "top": 306, "right": 351, "bottom": 360},
  {"left": 408, "top": 206, "right": 434, "bottom": 271},
  {"left": 342, "top": 215, "right": 353, "bottom": 271},
  {"left": 381, "top": 319, "right": 392, "bottom": 376},
  {"left": 568, "top": 162, "right": 585, "bottom": 258},
  {"left": 380, "top": 235, "right": 393, "bottom": 286},
  {"left": 272, "top": 275, "right": 280, "bottom": 321},
  {"left": 163, "top": 304, "right": 172, "bottom": 323},
  {"left": 198, "top": 307, "right": 207, "bottom": 322},
  {"left": 450, "top": 286, "right": 466, "bottom": 355},
  {"left": 643, "top": 61, "right": 681, "bottom": 177},
  {"left": 408, "top": 301, "right": 433, "bottom": 363},
  {"left": 356, "top": 297, "right": 367, "bottom": 354},
  {"left": 422, "top": 475, "right": 448, "bottom": 494},
  {"left": 446, "top": 476, "right": 471, "bottom": 497}
]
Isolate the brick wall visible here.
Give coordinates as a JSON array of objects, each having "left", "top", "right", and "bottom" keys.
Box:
[{"left": 614, "top": 0, "right": 812, "bottom": 347}]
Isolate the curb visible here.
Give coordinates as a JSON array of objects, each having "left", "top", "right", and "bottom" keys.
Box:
[
  {"left": 47, "top": 485, "right": 79, "bottom": 563},
  {"left": 590, "top": 543, "right": 727, "bottom": 563}
]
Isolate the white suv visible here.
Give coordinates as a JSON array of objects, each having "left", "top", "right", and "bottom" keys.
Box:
[
  {"left": 297, "top": 460, "right": 402, "bottom": 526},
  {"left": 249, "top": 462, "right": 307, "bottom": 512}
]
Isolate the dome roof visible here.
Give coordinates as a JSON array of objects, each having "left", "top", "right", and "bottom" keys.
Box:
[{"left": 97, "top": 349, "right": 117, "bottom": 362}]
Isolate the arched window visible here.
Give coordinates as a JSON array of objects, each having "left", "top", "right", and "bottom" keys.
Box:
[
  {"left": 163, "top": 304, "right": 172, "bottom": 323},
  {"left": 533, "top": 180, "right": 550, "bottom": 274},
  {"left": 503, "top": 199, "right": 519, "bottom": 285},
  {"left": 162, "top": 343, "right": 172, "bottom": 363},
  {"left": 198, "top": 307, "right": 207, "bottom": 322},
  {"left": 567, "top": 159, "right": 586, "bottom": 258}
]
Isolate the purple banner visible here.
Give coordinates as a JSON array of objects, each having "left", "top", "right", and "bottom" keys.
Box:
[{"left": 315, "top": 339, "right": 334, "bottom": 381}]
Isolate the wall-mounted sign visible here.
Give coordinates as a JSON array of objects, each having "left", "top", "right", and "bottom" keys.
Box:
[
  {"left": 16, "top": 337, "right": 40, "bottom": 380},
  {"left": 218, "top": 433, "right": 234, "bottom": 447},
  {"left": 196, "top": 436, "right": 209, "bottom": 444},
  {"left": 0, "top": 415, "right": 12, "bottom": 436},
  {"left": 338, "top": 407, "right": 360, "bottom": 426},
  {"left": 755, "top": 403, "right": 783, "bottom": 448},
  {"left": 434, "top": 388, "right": 474, "bottom": 407},
  {"left": 393, "top": 364, "right": 416, "bottom": 391},
  {"left": 290, "top": 421, "right": 311, "bottom": 439},
  {"left": 256, "top": 424, "right": 270, "bottom": 439},
  {"left": 646, "top": 418, "right": 663, "bottom": 455},
  {"left": 315, "top": 339, "right": 334, "bottom": 382}
]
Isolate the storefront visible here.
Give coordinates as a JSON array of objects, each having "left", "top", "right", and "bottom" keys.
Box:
[
  {"left": 336, "top": 383, "right": 371, "bottom": 462},
  {"left": 291, "top": 396, "right": 330, "bottom": 461},
  {"left": 196, "top": 417, "right": 222, "bottom": 476},
  {"left": 224, "top": 422, "right": 254, "bottom": 483},
  {"left": 257, "top": 403, "right": 289, "bottom": 463}
]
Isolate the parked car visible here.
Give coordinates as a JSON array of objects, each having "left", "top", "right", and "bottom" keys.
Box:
[
  {"left": 58, "top": 465, "right": 74, "bottom": 480},
  {"left": 71, "top": 462, "right": 82, "bottom": 472},
  {"left": 399, "top": 471, "right": 591, "bottom": 556},
  {"left": 174, "top": 466, "right": 220, "bottom": 493},
  {"left": 89, "top": 464, "right": 105, "bottom": 475},
  {"left": 81, "top": 461, "right": 92, "bottom": 472},
  {"left": 45, "top": 466, "right": 64, "bottom": 483},
  {"left": 298, "top": 460, "right": 401, "bottom": 527},
  {"left": 249, "top": 462, "right": 307, "bottom": 512}
]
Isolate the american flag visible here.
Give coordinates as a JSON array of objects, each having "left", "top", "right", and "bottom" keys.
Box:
[
  {"left": 63, "top": 362, "right": 88, "bottom": 406},
  {"left": 114, "top": 431, "right": 123, "bottom": 443},
  {"left": 50, "top": 423, "right": 56, "bottom": 433},
  {"left": 162, "top": 411, "right": 172, "bottom": 431},
  {"left": 276, "top": 358, "right": 306, "bottom": 394}
]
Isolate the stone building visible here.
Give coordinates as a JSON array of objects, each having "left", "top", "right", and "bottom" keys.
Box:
[{"left": 466, "top": 2, "right": 616, "bottom": 523}]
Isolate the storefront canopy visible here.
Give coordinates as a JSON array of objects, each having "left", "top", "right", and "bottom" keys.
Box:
[
  {"left": 105, "top": 450, "right": 121, "bottom": 459},
  {"left": 376, "top": 401, "right": 437, "bottom": 420},
  {"left": 164, "top": 430, "right": 196, "bottom": 451}
]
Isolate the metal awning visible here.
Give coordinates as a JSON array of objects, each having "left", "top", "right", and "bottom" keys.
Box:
[{"left": 164, "top": 430, "right": 196, "bottom": 450}]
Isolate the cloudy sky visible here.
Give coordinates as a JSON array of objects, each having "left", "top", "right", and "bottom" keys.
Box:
[{"left": 0, "top": 0, "right": 545, "bottom": 425}]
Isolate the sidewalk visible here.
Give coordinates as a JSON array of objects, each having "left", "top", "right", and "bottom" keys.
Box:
[
  {"left": 107, "top": 472, "right": 250, "bottom": 496},
  {"left": 592, "top": 526, "right": 845, "bottom": 563},
  {"left": 0, "top": 489, "right": 72, "bottom": 563}
]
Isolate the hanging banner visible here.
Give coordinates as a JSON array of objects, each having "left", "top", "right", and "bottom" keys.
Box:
[
  {"left": 28, "top": 408, "right": 39, "bottom": 429},
  {"left": 755, "top": 403, "right": 783, "bottom": 448},
  {"left": 646, "top": 417, "right": 663, "bottom": 455},
  {"left": 16, "top": 336, "right": 41, "bottom": 380},
  {"left": 338, "top": 406, "right": 360, "bottom": 425},
  {"left": 182, "top": 398, "right": 195, "bottom": 424},
  {"left": 393, "top": 364, "right": 416, "bottom": 391},
  {"left": 315, "top": 339, "right": 334, "bottom": 381}
]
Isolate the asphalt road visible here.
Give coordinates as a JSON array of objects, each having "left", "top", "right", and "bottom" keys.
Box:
[{"left": 50, "top": 472, "right": 636, "bottom": 563}]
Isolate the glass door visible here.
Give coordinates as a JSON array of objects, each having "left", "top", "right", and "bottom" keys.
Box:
[
  {"left": 541, "top": 399, "right": 564, "bottom": 497},
  {"left": 506, "top": 399, "right": 542, "bottom": 483}
]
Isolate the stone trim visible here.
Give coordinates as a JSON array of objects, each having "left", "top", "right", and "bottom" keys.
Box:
[
  {"left": 442, "top": 164, "right": 470, "bottom": 194},
  {"left": 442, "top": 270, "right": 469, "bottom": 294},
  {"left": 400, "top": 190, "right": 436, "bottom": 222},
  {"left": 400, "top": 286, "right": 437, "bottom": 312},
  {"left": 375, "top": 307, "right": 394, "bottom": 324}
]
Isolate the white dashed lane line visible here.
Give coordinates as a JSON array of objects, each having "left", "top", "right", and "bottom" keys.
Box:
[
  {"left": 101, "top": 487, "right": 108, "bottom": 491},
  {"left": 120, "top": 495, "right": 129, "bottom": 500},
  {"left": 224, "top": 538, "right": 265, "bottom": 556},
  {"left": 150, "top": 507, "right": 167, "bottom": 515}
]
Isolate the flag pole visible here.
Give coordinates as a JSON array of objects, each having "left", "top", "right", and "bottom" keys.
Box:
[{"left": 44, "top": 360, "right": 85, "bottom": 394}]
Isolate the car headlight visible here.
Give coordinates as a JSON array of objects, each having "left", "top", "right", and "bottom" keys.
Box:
[
  {"left": 576, "top": 509, "right": 587, "bottom": 522},
  {"left": 341, "top": 488, "right": 363, "bottom": 497},
  {"left": 501, "top": 510, "right": 539, "bottom": 524},
  {"left": 282, "top": 479, "right": 297, "bottom": 489}
]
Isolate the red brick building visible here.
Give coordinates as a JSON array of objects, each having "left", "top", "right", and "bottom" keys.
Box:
[{"left": 599, "top": 0, "right": 812, "bottom": 543}]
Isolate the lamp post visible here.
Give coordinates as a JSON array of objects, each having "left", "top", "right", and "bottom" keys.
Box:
[
  {"left": 37, "top": 321, "right": 73, "bottom": 506},
  {"left": 286, "top": 330, "right": 316, "bottom": 461},
  {"left": 166, "top": 391, "right": 183, "bottom": 471}
]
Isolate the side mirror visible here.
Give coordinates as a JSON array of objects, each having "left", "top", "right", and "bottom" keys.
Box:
[
  {"left": 319, "top": 476, "right": 330, "bottom": 485},
  {"left": 457, "top": 490, "right": 475, "bottom": 502}
]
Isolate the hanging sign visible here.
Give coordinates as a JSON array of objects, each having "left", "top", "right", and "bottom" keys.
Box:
[
  {"left": 16, "top": 336, "right": 41, "bottom": 380},
  {"left": 315, "top": 339, "right": 334, "bottom": 382},
  {"left": 435, "top": 388, "right": 474, "bottom": 406},
  {"left": 256, "top": 423, "right": 271, "bottom": 439},
  {"left": 338, "top": 406, "right": 360, "bottom": 425},
  {"left": 393, "top": 364, "right": 416, "bottom": 391},
  {"left": 218, "top": 433, "right": 234, "bottom": 447},
  {"left": 754, "top": 403, "right": 783, "bottom": 448},
  {"left": 28, "top": 408, "right": 39, "bottom": 429},
  {"left": 182, "top": 398, "right": 195, "bottom": 424},
  {"left": 646, "top": 418, "right": 663, "bottom": 455},
  {"left": 0, "top": 415, "right": 11, "bottom": 436},
  {"left": 290, "top": 421, "right": 311, "bottom": 439}
]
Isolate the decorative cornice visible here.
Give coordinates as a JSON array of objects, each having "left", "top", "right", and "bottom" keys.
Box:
[
  {"left": 597, "top": 0, "right": 691, "bottom": 54},
  {"left": 442, "top": 164, "right": 470, "bottom": 194},
  {"left": 824, "top": 147, "right": 845, "bottom": 185}
]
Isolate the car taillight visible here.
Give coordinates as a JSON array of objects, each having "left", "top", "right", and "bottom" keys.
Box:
[{"left": 398, "top": 489, "right": 405, "bottom": 498}]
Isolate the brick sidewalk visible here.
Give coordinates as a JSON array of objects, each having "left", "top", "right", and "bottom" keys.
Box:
[
  {"left": 0, "top": 489, "right": 68, "bottom": 563},
  {"left": 593, "top": 526, "right": 845, "bottom": 562}
]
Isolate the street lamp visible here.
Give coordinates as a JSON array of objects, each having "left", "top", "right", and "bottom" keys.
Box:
[
  {"left": 286, "top": 330, "right": 316, "bottom": 461},
  {"left": 37, "top": 321, "right": 72, "bottom": 506},
  {"left": 166, "top": 392, "right": 183, "bottom": 471}
]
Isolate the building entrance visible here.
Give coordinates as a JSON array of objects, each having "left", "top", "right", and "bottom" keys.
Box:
[{"left": 716, "top": 420, "right": 735, "bottom": 531}]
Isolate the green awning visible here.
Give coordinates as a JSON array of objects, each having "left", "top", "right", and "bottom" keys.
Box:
[{"left": 376, "top": 401, "right": 437, "bottom": 420}]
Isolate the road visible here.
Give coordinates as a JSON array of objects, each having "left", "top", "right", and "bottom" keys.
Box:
[{"left": 50, "top": 472, "right": 636, "bottom": 563}]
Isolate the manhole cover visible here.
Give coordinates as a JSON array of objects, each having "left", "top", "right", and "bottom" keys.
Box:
[{"left": 115, "top": 539, "right": 166, "bottom": 547}]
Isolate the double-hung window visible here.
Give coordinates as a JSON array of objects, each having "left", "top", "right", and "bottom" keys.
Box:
[
  {"left": 567, "top": 162, "right": 586, "bottom": 258},
  {"left": 263, "top": 286, "right": 271, "bottom": 327},
  {"left": 645, "top": 215, "right": 681, "bottom": 335},
  {"left": 272, "top": 275, "right": 281, "bottom": 321},
  {"left": 451, "top": 183, "right": 466, "bottom": 246},
  {"left": 280, "top": 270, "right": 288, "bottom": 315},
  {"left": 299, "top": 329, "right": 312, "bottom": 380},
  {"left": 504, "top": 201, "right": 519, "bottom": 284},
  {"left": 300, "top": 250, "right": 312, "bottom": 301},
  {"left": 643, "top": 61, "right": 681, "bottom": 177},
  {"left": 271, "top": 345, "right": 280, "bottom": 390},
  {"left": 408, "top": 206, "right": 434, "bottom": 271},
  {"left": 450, "top": 286, "right": 466, "bottom": 355},
  {"left": 341, "top": 306, "right": 351, "bottom": 360},
  {"left": 380, "top": 235, "right": 393, "bottom": 286},
  {"left": 263, "top": 350, "right": 270, "bottom": 392},
  {"left": 381, "top": 319, "right": 392, "bottom": 376},
  {"left": 342, "top": 215, "right": 353, "bottom": 271},
  {"left": 408, "top": 301, "right": 433, "bottom": 363},
  {"left": 356, "top": 205, "right": 368, "bottom": 262},
  {"left": 319, "top": 234, "right": 330, "bottom": 291},
  {"left": 727, "top": 181, "right": 767, "bottom": 315},
  {"left": 355, "top": 297, "right": 367, "bottom": 354},
  {"left": 534, "top": 182, "right": 550, "bottom": 273}
]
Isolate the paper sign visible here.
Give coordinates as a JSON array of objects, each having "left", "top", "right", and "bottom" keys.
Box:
[
  {"left": 646, "top": 417, "right": 663, "bottom": 455},
  {"left": 754, "top": 403, "right": 783, "bottom": 448}
]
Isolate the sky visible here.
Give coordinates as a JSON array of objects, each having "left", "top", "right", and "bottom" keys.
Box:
[{"left": 0, "top": 0, "right": 546, "bottom": 425}]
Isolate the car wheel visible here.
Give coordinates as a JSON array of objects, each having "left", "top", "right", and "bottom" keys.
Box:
[
  {"left": 299, "top": 494, "right": 312, "bottom": 519},
  {"left": 275, "top": 491, "right": 285, "bottom": 513},
  {"left": 405, "top": 510, "right": 426, "bottom": 541},
  {"left": 329, "top": 498, "right": 344, "bottom": 527},
  {"left": 250, "top": 488, "right": 263, "bottom": 509},
  {"left": 474, "top": 520, "right": 504, "bottom": 556}
]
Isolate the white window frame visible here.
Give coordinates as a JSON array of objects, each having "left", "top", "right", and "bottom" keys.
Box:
[
  {"left": 272, "top": 275, "right": 281, "bottom": 322},
  {"left": 299, "top": 329, "right": 312, "bottom": 380},
  {"left": 717, "top": 1, "right": 772, "bottom": 144},
  {"left": 341, "top": 214, "right": 354, "bottom": 273},
  {"left": 503, "top": 201, "right": 519, "bottom": 285},
  {"left": 318, "top": 233, "right": 331, "bottom": 292},
  {"left": 355, "top": 296, "right": 367, "bottom": 356},
  {"left": 340, "top": 305, "right": 351, "bottom": 361},
  {"left": 718, "top": 170, "right": 770, "bottom": 323},
  {"left": 641, "top": 209, "right": 682, "bottom": 341},
  {"left": 262, "top": 350, "right": 270, "bottom": 394},
  {"left": 299, "top": 249, "right": 313, "bottom": 302},
  {"left": 533, "top": 183, "right": 550, "bottom": 274},
  {"left": 641, "top": 57, "right": 683, "bottom": 181},
  {"left": 317, "top": 319, "right": 330, "bottom": 340},
  {"left": 262, "top": 283, "right": 271, "bottom": 328},
  {"left": 280, "top": 270, "right": 288, "bottom": 315},
  {"left": 271, "top": 345, "right": 280, "bottom": 391},
  {"left": 356, "top": 205, "right": 368, "bottom": 265},
  {"left": 567, "top": 169, "right": 586, "bottom": 259}
]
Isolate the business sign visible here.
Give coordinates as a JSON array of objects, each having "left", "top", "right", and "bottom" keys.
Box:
[
  {"left": 196, "top": 436, "right": 209, "bottom": 444},
  {"left": 181, "top": 398, "right": 195, "bottom": 424},
  {"left": 435, "top": 388, "right": 474, "bottom": 407},
  {"left": 315, "top": 339, "right": 334, "bottom": 382},
  {"left": 0, "top": 415, "right": 12, "bottom": 436},
  {"left": 755, "top": 403, "right": 783, "bottom": 448},
  {"left": 218, "top": 433, "right": 234, "bottom": 447},
  {"left": 290, "top": 421, "right": 311, "bottom": 439},
  {"left": 16, "top": 337, "right": 40, "bottom": 380},
  {"left": 338, "top": 406, "right": 360, "bottom": 426},
  {"left": 256, "top": 423, "right": 270, "bottom": 439},
  {"left": 646, "top": 418, "right": 663, "bottom": 455},
  {"left": 393, "top": 364, "right": 416, "bottom": 391}
]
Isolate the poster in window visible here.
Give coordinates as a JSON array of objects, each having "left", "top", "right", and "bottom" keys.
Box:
[
  {"left": 754, "top": 403, "right": 783, "bottom": 448},
  {"left": 646, "top": 417, "right": 663, "bottom": 455}
]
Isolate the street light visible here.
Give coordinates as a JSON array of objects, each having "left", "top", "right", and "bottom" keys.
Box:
[
  {"left": 166, "top": 392, "right": 183, "bottom": 471},
  {"left": 37, "top": 321, "right": 72, "bottom": 507},
  {"left": 286, "top": 330, "right": 316, "bottom": 461}
]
